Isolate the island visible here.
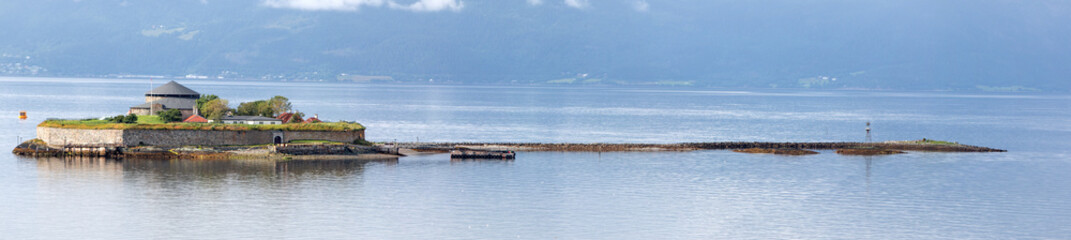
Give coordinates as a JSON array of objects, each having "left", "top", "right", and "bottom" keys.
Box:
[
  {"left": 13, "top": 81, "right": 387, "bottom": 160},
  {"left": 11, "top": 81, "right": 1007, "bottom": 160}
]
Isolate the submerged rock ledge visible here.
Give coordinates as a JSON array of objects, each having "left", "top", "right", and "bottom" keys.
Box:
[{"left": 402, "top": 140, "right": 1006, "bottom": 153}]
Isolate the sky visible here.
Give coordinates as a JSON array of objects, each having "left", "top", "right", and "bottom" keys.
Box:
[{"left": 0, "top": 0, "right": 1068, "bottom": 91}]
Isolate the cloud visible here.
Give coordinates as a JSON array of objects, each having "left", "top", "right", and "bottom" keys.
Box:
[
  {"left": 526, "top": 0, "right": 542, "bottom": 6},
  {"left": 563, "top": 0, "right": 588, "bottom": 9},
  {"left": 389, "top": 0, "right": 463, "bottom": 12},
  {"left": 263, "top": 0, "right": 385, "bottom": 11},
  {"left": 264, "top": 0, "right": 463, "bottom": 12},
  {"left": 632, "top": 0, "right": 648, "bottom": 12}
]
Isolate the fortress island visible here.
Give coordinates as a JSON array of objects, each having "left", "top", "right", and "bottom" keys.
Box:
[
  {"left": 14, "top": 81, "right": 380, "bottom": 160},
  {"left": 12, "top": 81, "right": 1006, "bottom": 160}
]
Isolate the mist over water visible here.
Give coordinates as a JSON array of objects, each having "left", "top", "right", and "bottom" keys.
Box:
[{"left": 2, "top": 77, "right": 1070, "bottom": 239}]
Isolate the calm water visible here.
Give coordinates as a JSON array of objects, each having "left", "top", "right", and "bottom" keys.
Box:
[{"left": 1, "top": 77, "right": 1070, "bottom": 239}]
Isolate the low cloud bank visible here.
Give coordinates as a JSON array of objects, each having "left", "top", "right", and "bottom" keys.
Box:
[{"left": 264, "top": 0, "right": 462, "bottom": 12}]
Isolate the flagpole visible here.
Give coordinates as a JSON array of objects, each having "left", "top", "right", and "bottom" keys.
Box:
[{"left": 149, "top": 78, "right": 154, "bottom": 115}]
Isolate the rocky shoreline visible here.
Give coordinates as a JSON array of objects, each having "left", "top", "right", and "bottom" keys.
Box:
[
  {"left": 12, "top": 138, "right": 1005, "bottom": 160},
  {"left": 12, "top": 139, "right": 398, "bottom": 160}
]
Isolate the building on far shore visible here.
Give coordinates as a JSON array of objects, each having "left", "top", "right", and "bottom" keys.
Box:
[
  {"left": 218, "top": 115, "right": 283, "bottom": 125},
  {"left": 128, "top": 81, "right": 199, "bottom": 118}
]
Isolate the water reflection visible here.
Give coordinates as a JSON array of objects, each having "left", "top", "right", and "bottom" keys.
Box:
[
  {"left": 865, "top": 156, "right": 873, "bottom": 188},
  {"left": 450, "top": 158, "right": 514, "bottom": 165},
  {"left": 22, "top": 156, "right": 397, "bottom": 179}
]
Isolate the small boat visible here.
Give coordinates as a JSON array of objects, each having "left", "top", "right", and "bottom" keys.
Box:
[
  {"left": 18, "top": 111, "right": 27, "bottom": 119},
  {"left": 450, "top": 148, "right": 515, "bottom": 159}
]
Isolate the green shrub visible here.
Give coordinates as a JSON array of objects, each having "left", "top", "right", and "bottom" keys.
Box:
[
  {"left": 104, "top": 114, "right": 136, "bottom": 123},
  {"left": 123, "top": 114, "right": 138, "bottom": 123},
  {"left": 158, "top": 109, "right": 183, "bottom": 122}
]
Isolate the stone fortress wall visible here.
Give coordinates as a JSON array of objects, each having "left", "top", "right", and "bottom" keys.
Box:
[
  {"left": 36, "top": 128, "right": 125, "bottom": 146},
  {"left": 37, "top": 127, "right": 364, "bottom": 147}
]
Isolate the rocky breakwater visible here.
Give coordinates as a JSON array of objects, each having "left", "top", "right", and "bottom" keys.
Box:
[
  {"left": 732, "top": 148, "right": 819, "bottom": 155},
  {"left": 683, "top": 141, "right": 1006, "bottom": 152},
  {"left": 835, "top": 148, "right": 906, "bottom": 155},
  {"left": 401, "top": 139, "right": 1005, "bottom": 154},
  {"left": 405, "top": 142, "right": 697, "bottom": 152}
]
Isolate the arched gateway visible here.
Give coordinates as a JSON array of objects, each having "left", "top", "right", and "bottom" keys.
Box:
[{"left": 271, "top": 131, "right": 284, "bottom": 145}]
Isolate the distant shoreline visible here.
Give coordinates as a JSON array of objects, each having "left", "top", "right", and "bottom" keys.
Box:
[{"left": 0, "top": 75, "right": 1060, "bottom": 93}]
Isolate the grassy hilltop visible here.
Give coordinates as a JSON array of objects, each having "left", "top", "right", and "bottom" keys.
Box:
[{"left": 39, "top": 119, "right": 365, "bottom": 132}]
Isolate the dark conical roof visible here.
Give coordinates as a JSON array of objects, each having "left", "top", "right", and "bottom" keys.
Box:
[{"left": 146, "top": 81, "right": 199, "bottom": 96}]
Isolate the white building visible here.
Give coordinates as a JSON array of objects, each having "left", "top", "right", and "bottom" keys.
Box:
[{"left": 218, "top": 116, "right": 283, "bottom": 125}]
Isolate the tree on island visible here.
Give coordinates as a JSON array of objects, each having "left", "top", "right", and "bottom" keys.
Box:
[
  {"left": 268, "top": 96, "right": 292, "bottom": 115},
  {"left": 158, "top": 109, "right": 183, "bottom": 122},
  {"left": 235, "top": 101, "right": 270, "bottom": 117},
  {"left": 236, "top": 96, "right": 293, "bottom": 117},
  {"left": 194, "top": 94, "right": 234, "bottom": 121},
  {"left": 196, "top": 94, "right": 219, "bottom": 114},
  {"left": 202, "top": 99, "right": 230, "bottom": 121}
]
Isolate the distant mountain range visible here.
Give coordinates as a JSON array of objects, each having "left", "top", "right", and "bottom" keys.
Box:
[{"left": 1, "top": 0, "right": 1069, "bottom": 91}]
